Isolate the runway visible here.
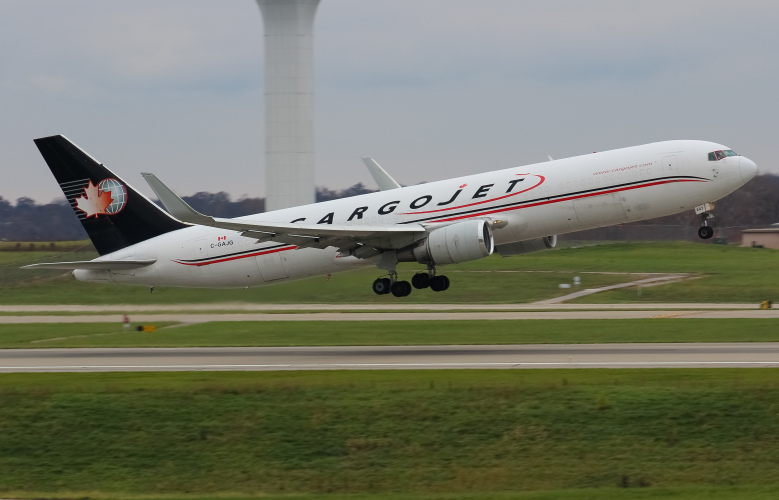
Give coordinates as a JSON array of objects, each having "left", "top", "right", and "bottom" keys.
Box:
[
  {"left": 1, "top": 302, "right": 774, "bottom": 324},
  {"left": 2, "top": 343, "right": 779, "bottom": 372}
]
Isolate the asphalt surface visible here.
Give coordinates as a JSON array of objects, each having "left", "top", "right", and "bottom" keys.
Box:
[{"left": 2, "top": 343, "right": 779, "bottom": 372}]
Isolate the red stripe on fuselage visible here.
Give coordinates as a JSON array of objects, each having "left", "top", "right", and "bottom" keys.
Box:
[
  {"left": 173, "top": 245, "right": 297, "bottom": 267},
  {"left": 427, "top": 178, "right": 705, "bottom": 223}
]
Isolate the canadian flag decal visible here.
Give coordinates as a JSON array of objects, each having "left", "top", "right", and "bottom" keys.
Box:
[{"left": 218, "top": 236, "right": 226, "bottom": 241}]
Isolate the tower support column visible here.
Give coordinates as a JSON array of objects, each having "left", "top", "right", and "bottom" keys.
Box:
[{"left": 256, "top": 0, "right": 321, "bottom": 211}]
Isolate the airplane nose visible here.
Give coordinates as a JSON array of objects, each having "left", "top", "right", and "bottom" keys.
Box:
[{"left": 740, "top": 157, "right": 758, "bottom": 182}]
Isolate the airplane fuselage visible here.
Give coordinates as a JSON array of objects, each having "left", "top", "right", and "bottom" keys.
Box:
[{"left": 76, "top": 140, "right": 756, "bottom": 288}]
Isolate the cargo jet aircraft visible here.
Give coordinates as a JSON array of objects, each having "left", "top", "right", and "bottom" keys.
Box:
[{"left": 25, "top": 136, "right": 757, "bottom": 297}]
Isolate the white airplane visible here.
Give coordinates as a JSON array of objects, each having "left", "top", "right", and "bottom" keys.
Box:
[{"left": 25, "top": 136, "right": 756, "bottom": 297}]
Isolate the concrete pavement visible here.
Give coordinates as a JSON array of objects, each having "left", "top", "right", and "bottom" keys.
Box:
[{"left": 2, "top": 343, "right": 779, "bottom": 372}]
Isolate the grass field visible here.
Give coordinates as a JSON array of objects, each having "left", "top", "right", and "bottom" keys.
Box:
[
  {"left": 2, "top": 242, "right": 778, "bottom": 305},
  {"left": 3, "top": 487, "right": 779, "bottom": 500},
  {"left": 0, "top": 259, "right": 632, "bottom": 305},
  {"left": 2, "top": 369, "right": 779, "bottom": 497},
  {"left": 1, "top": 319, "right": 778, "bottom": 348}
]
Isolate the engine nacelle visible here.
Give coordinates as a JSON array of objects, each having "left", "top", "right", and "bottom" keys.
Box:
[
  {"left": 397, "top": 219, "right": 494, "bottom": 265},
  {"left": 495, "top": 235, "right": 557, "bottom": 256}
]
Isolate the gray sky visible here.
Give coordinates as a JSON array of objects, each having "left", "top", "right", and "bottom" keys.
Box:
[{"left": 1, "top": 0, "right": 777, "bottom": 203}]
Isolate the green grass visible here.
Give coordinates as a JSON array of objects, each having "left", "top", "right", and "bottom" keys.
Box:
[
  {"left": 3, "top": 242, "right": 779, "bottom": 304},
  {"left": 0, "top": 323, "right": 177, "bottom": 347},
  {"left": 2, "top": 370, "right": 779, "bottom": 496},
  {"left": 1, "top": 262, "right": 631, "bottom": 305},
  {"left": 0, "top": 319, "right": 777, "bottom": 348},
  {"left": 3, "top": 486, "right": 779, "bottom": 499}
]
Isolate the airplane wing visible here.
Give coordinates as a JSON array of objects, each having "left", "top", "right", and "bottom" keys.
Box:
[
  {"left": 361, "top": 157, "right": 401, "bottom": 190},
  {"left": 22, "top": 259, "right": 156, "bottom": 270},
  {"left": 141, "top": 173, "right": 426, "bottom": 251}
]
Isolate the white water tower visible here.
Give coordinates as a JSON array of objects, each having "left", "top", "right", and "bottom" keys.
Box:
[{"left": 256, "top": 0, "right": 321, "bottom": 211}]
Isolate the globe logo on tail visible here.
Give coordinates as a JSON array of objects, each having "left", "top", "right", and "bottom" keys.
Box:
[
  {"left": 74, "top": 178, "right": 127, "bottom": 218},
  {"left": 99, "top": 178, "right": 127, "bottom": 214}
]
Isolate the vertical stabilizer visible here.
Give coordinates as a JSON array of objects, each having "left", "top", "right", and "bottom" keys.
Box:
[{"left": 34, "top": 135, "right": 187, "bottom": 255}]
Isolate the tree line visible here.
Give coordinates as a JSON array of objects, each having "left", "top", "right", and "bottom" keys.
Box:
[{"left": 0, "top": 183, "right": 376, "bottom": 242}]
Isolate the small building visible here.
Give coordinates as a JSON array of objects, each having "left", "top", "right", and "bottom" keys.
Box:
[{"left": 741, "top": 225, "right": 779, "bottom": 249}]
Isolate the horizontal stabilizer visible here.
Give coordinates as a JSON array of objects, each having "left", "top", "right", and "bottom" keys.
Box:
[
  {"left": 361, "top": 157, "right": 401, "bottom": 191},
  {"left": 22, "top": 259, "right": 156, "bottom": 271}
]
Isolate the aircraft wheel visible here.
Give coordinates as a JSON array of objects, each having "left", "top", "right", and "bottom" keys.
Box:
[
  {"left": 391, "top": 280, "right": 412, "bottom": 297},
  {"left": 430, "top": 275, "right": 447, "bottom": 292},
  {"left": 412, "top": 272, "right": 430, "bottom": 289},
  {"left": 372, "top": 278, "right": 392, "bottom": 295},
  {"left": 440, "top": 275, "right": 450, "bottom": 291},
  {"left": 698, "top": 226, "right": 714, "bottom": 240}
]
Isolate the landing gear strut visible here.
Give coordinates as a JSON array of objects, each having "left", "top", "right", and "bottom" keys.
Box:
[{"left": 426, "top": 264, "right": 450, "bottom": 293}]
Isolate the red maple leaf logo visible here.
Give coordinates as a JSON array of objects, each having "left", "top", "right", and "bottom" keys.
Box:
[{"left": 74, "top": 180, "right": 113, "bottom": 218}]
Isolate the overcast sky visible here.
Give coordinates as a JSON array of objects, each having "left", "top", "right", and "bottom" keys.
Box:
[{"left": 1, "top": 0, "right": 777, "bottom": 204}]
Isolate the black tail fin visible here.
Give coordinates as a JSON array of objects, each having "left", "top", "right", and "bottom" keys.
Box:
[{"left": 34, "top": 135, "right": 187, "bottom": 255}]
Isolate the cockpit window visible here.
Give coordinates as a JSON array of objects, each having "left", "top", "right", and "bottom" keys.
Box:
[{"left": 708, "top": 150, "right": 739, "bottom": 161}]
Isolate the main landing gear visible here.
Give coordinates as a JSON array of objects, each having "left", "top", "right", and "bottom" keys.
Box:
[
  {"left": 372, "top": 271, "right": 413, "bottom": 297},
  {"left": 372, "top": 266, "right": 450, "bottom": 297}
]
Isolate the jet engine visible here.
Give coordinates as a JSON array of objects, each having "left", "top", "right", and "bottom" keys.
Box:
[
  {"left": 495, "top": 235, "right": 557, "bottom": 256},
  {"left": 397, "top": 219, "right": 494, "bottom": 265}
]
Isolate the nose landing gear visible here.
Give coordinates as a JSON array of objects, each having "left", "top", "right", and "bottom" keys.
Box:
[
  {"left": 695, "top": 203, "right": 715, "bottom": 240},
  {"left": 697, "top": 224, "right": 714, "bottom": 240}
]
